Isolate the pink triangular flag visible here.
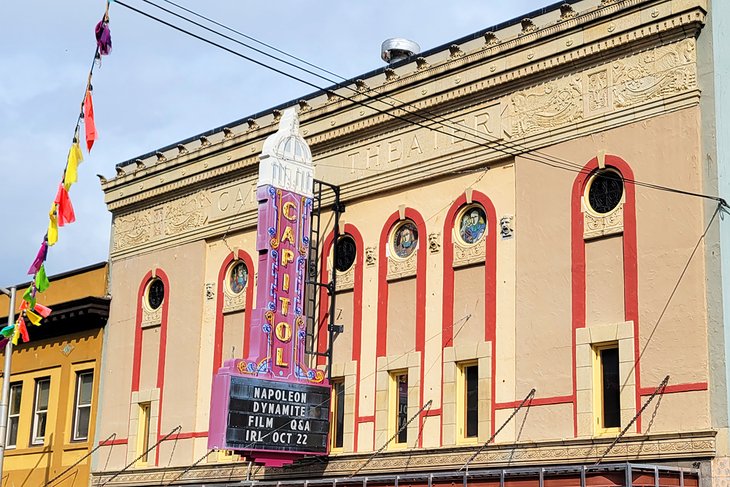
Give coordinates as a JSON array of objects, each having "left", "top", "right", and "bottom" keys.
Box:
[{"left": 27, "top": 240, "right": 48, "bottom": 275}]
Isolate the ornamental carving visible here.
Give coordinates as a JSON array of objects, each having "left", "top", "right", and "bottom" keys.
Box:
[
  {"left": 612, "top": 39, "right": 696, "bottom": 108},
  {"left": 509, "top": 77, "right": 583, "bottom": 137},
  {"left": 428, "top": 233, "right": 441, "bottom": 254},
  {"left": 334, "top": 266, "right": 355, "bottom": 292},
  {"left": 90, "top": 434, "right": 715, "bottom": 485},
  {"left": 453, "top": 238, "right": 486, "bottom": 268},
  {"left": 222, "top": 288, "right": 246, "bottom": 313},
  {"left": 387, "top": 251, "right": 417, "bottom": 281},
  {"left": 584, "top": 203, "right": 624, "bottom": 239},
  {"left": 141, "top": 306, "right": 161, "bottom": 328},
  {"left": 365, "top": 247, "right": 377, "bottom": 267},
  {"left": 587, "top": 69, "right": 609, "bottom": 112},
  {"left": 112, "top": 191, "right": 211, "bottom": 252}
]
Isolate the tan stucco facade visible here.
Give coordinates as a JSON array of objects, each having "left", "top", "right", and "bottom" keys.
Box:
[{"left": 91, "top": 0, "right": 726, "bottom": 485}]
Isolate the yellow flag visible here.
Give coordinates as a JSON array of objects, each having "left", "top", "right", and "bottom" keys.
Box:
[
  {"left": 48, "top": 206, "right": 59, "bottom": 246},
  {"left": 64, "top": 143, "right": 83, "bottom": 190},
  {"left": 11, "top": 325, "right": 19, "bottom": 346},
  {"left": 25, "top": 310, "right": 42, "bottom": 326}
]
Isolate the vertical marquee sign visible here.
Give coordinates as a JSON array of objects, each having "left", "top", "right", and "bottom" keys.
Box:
[{"left": 209, "top": 108, "right": 330, "bottom": 467}]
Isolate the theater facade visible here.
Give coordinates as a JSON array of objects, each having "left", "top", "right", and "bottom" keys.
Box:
[{"left": 91, "top": 0, "right": 726, "bottom": 485}]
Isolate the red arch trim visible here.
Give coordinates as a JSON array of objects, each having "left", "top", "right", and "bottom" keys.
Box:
[
  {"left": 318, "top": 224, "right": 365, "bottom": 450},
  {"left": 571, "top": 155, "right": 639, "bottom": 435},
  {"left": 441, "top": 192, "right": 498, "bottom": 441},
  {"left": 213, "top": 250, "right": 256, "bottom": 375},
  {"left": 376, "top": 208, "right": 427, "bottom": 448},
  {"left": 132, "top": 268, "right": 170, "bottom": 465}
]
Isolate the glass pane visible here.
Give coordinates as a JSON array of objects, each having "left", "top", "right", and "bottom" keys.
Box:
[
  {"left": 334, "top": 236, "right": 357, "bottom": 272},
  {"left": 396, "top": 374, "right": 408, "bottom": 444},
  {"left": 36, "top": 412, "right": 47, "bottom": 441},
  {"left": 392, "top": 222, "right": 418, "bottom": 259},
  {"left": 465, "top": 365, "right": 479, "bottom": 438},
  {"left": 37, "top": 379, "right": 50, "bottom": 410},
  {"left": 79, "top": 372, "right": 93, "bottom": 405},
  {"left": 75, "top": 406, "right": 90, "bottom": 440},
  {"left": 9, "top": 384, "right": 22, "bottom": 415},
  {"left": 334, "top": 382, "right": 345, "bottom": 448},
  {"left": 588, "top": 171, "right": 623, "bottom": 214},
  {"left": 601, "top": 348, "right": 621, "bottom": 428},
  {"left": 147, "top": 279, "right": 165, "bottom": 310},
  {"left": 458, "top": 206, "right": 487, "bottom": 245},
  {"left": 7, "top": 418, "right": 18, "bottom": 447},
  {"left": 229, "top": 262, "right": 248, "bottom": 294}
]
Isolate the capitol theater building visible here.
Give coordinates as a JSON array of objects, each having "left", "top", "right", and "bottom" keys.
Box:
[{"left": 90, "top": 0, "right": 729, "bottom": 486}]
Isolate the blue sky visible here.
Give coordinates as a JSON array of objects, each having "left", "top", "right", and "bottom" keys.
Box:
[{"left": 0, "top": 0, "right": 547, "bottom": 286}]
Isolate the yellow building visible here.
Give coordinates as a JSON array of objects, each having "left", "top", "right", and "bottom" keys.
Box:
[{"left": 0, "top": 262, "right": 109, "bottom": 487}]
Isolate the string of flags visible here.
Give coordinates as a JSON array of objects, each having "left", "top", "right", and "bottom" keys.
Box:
[{"left": 1, "top": 2, "right": 113, "bottom": 348}]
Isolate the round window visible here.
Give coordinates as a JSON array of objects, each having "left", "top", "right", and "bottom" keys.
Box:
[
  {"left": 334, "top": 235, "right": 357, "bottom": 272},
  {"left": 456, "top": 205, "right": 487, "bottom": 245},
  {"left": 146, "top": 278, "right": 165, "bottom": 310},
  {"left": 587, "top": 170, "right": 624, "bottom": 214},
  {"left": 391, "top": 220, "right": 418, "bottom": 259},
  {"left": 227, "top": 261, "right": 248, "bottom": 295}
]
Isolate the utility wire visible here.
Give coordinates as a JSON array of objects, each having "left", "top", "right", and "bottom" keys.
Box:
[
  {"left": 620, "top": 202, "right": 722, "bottom": 394},
  {"left": 162, "top": 448, "right": 216, "bottom": 487},
  {"left": 43, "top": 432, "right": 117, "bottom": 487},
  {"left": 140, "top": 0, "right": 712, "bottom": 204},
  {"left": 595, "top": 375, "right": 669, "bottom": 465},
  {"left": 459, "top": 388, "right": 536, "bottom": 474},
  {"left": 117, "top": 0, "right": 726, "bottom": 206},
  {"left": 100, "top": 425, "right": 182, "bottom": 487},
  {"left": 349, "top": 400, "right": 434, "bottom": 478}
]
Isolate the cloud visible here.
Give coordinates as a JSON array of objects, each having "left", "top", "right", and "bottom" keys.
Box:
[{"left": 0, "top": 0, "right": 547, "bottom": 286}]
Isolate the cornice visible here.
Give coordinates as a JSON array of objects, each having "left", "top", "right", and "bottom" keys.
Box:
[{"left": 102, "top": 0, "right": 705, "bottom": 214}]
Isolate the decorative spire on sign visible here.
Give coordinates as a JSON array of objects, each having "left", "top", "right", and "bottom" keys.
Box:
[{"left": 258, "top": 107, "right": 314, "bottom": 198}]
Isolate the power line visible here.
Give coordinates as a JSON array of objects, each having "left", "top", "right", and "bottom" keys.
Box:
[{"left": 116, "top": 0, "right": 726, "bottom": 206}]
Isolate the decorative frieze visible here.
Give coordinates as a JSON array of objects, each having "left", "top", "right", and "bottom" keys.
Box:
[
  {"left": 612, "top": 39, "right": 696, "bottom": 108},
  {"left": 90, "top": 431, "right": 715, "bottom": 486},
  {"left": 112, "top": 191, "right": 211, "bottom": 252}
]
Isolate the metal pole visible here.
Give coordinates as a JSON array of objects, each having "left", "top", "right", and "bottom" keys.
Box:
[{"left": 0, "top": 285, "right": 17, "bottom": 482}]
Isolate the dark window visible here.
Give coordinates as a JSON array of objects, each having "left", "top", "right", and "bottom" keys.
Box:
[
  {"left": 331, "top": 380, "right": 345, "bottom": 449},
  {"left": 600, "top": 347, "right": 621, "bottom": 429},
  {"left": 464, "top": 365, "right": 479, "bottom": 438},
  {"left": 395, "top": 373, "right": 408, "bottom": 444},
  {"left": 588, "top": 170, "right": 623, "bottom": 214},
  {"left": 147, "top": 279, "right": 165, "bottom": 310},
  {"left": 334, "top": 235, "right": 357, "bottom": 272}
]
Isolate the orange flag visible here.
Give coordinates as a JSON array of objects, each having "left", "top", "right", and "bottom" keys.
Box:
[
  {"left": 17, "top": 318, "right": 29, "bottom": 343},
  {"left": 54, "top": 184, "right": 76, "bottom": 226},
  {"left": 84, "top": 89, "right": 97, "bottom": 152}
]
